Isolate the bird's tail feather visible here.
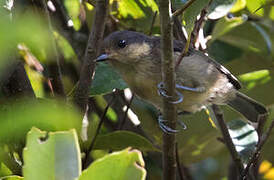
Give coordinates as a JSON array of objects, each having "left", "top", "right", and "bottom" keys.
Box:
[{"left": 228, "top": 92, "right": 268, "bottom": 122}]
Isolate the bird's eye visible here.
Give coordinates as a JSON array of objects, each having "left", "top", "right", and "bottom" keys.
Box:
[{"left": 117, "top": 40, "right": 127, "bottom": 48}]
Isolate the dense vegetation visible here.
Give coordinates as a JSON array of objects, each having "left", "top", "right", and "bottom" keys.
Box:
[{"left": 0, "top": 0, "right": 273, "bottom": 179}]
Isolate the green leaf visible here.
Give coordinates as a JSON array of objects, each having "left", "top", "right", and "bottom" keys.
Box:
[
  {"left": 215, "top": 20, "right": 273, "bottom": 55},
  {"left": 0, "top": 99, "right": 81, "bottom": 144},
  {"left": 90, "top": 63, "right": 128, "bottom": 96},
  {"left": 114, "top": 0, "right": 159, "bottom": 32},
  {"left": 238, "top": 70, "right": 271, "bottom": 90},
  {"left": 211, "top": 16, "right": 245, "bottom": 41},
  {"left": 79, "top": 148, "right": 146, "bottom": 180},
  {"left": 182, "top": 0, "right": 211, "bottom": 34},
  {"left": 0, "top": 176, "right": 24, "bottom": 180},
  {"left": 63, "top": 0, "right": 81, "bottom": 31},
  {"left": 230, "top": 0, "right": 246, "bottom": 12},
  {"left": 227, "top": 119, "right": 258, "bottom": 163},
  {"left": 93, "top": 131, "right": 159, "bottom": 152},
  {"left": 208, "top": 0, "right": 236, "bottom": 19},
  {"left": 23, "top": 128, "right": 81, "bottom": 180},
  {"left": 208, "top": 40, "right": 243, "bottom": 64}
]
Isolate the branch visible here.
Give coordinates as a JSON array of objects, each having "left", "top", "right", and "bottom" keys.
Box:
[
  {"left": 74, "top": 0, "right": 109, "bottom": 112},
  {"left": 83, "top": 93, "right": 116, "bottom": 169},
  {"left": 212, "top": 105, "right": 244, "bottom": 174},
  {"left": 42, "top": 0, "right": 65, "bottom": 96},
  {"left": 241, "top": 119, "right": 274, "bottom": 179},
  {"left": 148, "top": 11, "right": 158, "bottom": 36},
  {"left": 158, "top": 0, "right": 177, "bottom": 180},
  {"left": 172, "top": 0, "right": 197, "bottom": 18}
]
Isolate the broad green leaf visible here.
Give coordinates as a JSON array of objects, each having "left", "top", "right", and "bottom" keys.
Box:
[
  {"left": 63, "top": 0, "right": 81, "bottom": 31},
  {"left": 208, "top": 0, "right": 236, "bottom": 20},
  {"left": 79, "top": 148, "right": 146, "bottom": 180},
  {"left": 211, "top": 16, "right": 245, "bottom": 41},
  {"left": 0, "top": 176, "right": 23, "bottom": 180},
  {"left": 227, "top": 119, "right": 258, "bottom": 163},
  {"left": 93, "top": 131, "right": 159, "bottom": 152},
  {"left": 230, "top": 0, "right": 246, "bottom": 12},
  {"left": 215, "top": 21, "right": 273, "bottom": 56},
  {"left": 90, "top": 62, "right": 128, "bottom": 96},
  {"left": 0, "top": 163, "right": 12, "bottom": 177},
  {"left": 208, "top": 40, "right": 243, "bottom": 64},
  {"left": 246, "top": 0, "right": 266, "bottom": 16},
  {"left": 0, "top": 99, "right": 81, "bottom": 144},
  {"left": 23, "top": 128, "right": 81, "bottom": 180},
  {"left": 182, "top": 0, "right": 211, "bottom": 34},
  {"left": 238, "top": 70, "right": 271, "bottom": 90}
]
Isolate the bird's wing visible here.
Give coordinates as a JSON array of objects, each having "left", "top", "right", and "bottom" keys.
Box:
[{"left": 173, "top": 40, "right": 242, "bottom": 90}]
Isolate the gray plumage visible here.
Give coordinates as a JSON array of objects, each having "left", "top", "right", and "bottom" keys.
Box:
[{"left": 98, "top": 30, "right": 267, "bottom": 122}]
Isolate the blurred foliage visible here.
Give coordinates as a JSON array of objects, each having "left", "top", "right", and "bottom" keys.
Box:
[{"left": 0, "top": 0, "right": 274, "bottom": 179}]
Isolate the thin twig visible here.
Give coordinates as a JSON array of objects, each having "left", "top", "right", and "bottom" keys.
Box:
[
  {"left": 175, "top": 37, "right": 191, "bottom": 69},
  {"left": 190, "top": 0, "right": 213, "bottom": 47},
  {"left": 212, "top": 105, "right": 244, "bottom": 174},
  {"left": 159, "top": 0, "right": 177, "bottom": 179},
  {"left": 172, "top": 0, "right": 197, "bottom": 18},
  {"left": 74, "top": 0, "right": 109, "bottom": 112},
  {"left": 118, "top": 93, "right": 135, "bottom": 130},
  {"left": 149, "top": 11, "right": 158, "bottom": 36},
  {"left": 42, "top": 0, "right": 65, "bottom": 96},
  {"left": 83, "top": 94, "right": 116, "bottom": 169},
  {"left": 241, "top": 119, "right": 274, "bottom": 179}
]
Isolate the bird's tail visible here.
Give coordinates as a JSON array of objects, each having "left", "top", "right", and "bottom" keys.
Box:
[{"left": 228, "top": 92, "right": 268, "bottom": 122}]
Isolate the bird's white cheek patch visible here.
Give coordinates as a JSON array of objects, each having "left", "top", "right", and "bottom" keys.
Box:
[{"left": 128, "top": 42, "right": 151, "bottom": 57}]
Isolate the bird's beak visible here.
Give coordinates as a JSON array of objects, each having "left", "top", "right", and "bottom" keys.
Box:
[{"left": 95, "top": 54, "right": 109, "bottom": 62}]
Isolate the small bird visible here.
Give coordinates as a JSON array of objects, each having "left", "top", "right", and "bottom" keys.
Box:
[{"left": 96, "top": 31, "right": 267, "bottom": 130}]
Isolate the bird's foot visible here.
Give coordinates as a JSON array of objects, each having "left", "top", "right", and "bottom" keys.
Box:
[
  {"left": 157, "top": 82, "right": 184, "bottom": 104},
  {"left": 158, "top": 115, "right": 187, "bottom": 134},
  {"left": 175, "top": 84, "right": 205, "bottom": 93}
]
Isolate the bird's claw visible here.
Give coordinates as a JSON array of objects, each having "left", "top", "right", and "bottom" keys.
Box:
[
  {"left": 158, "top": 115, "right": 187, "bottom": 134},
  {"left": 157, "top": 82, "right": 184, "bottom": 104},
  {"left": 175, "top": 84, "right": 205, "bottom": 93}
]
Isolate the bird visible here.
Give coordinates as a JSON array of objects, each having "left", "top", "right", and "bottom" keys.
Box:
[{"left": 95, "top": 30, "right": 268, "bottom": 132}]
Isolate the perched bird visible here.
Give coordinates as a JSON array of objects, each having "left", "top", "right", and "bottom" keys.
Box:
[{"left": 96, "top": 31, "right": 267, "bottom": 130}]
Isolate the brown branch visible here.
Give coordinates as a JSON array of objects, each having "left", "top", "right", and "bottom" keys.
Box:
[
  {"left": 42, "top": 0, "right": 65, "bottom": 97},
  {"left": 148, "top": 11, "right": 158, "bottom": 36},
  {"left": 118, "top": 93, "right": 135, "bottom": 130},
  {"left": 82, "top": 93, "right": 116, "bottom": 169},
  {"left": 212, "top": 105, "right": 244, "bottom": 174},
  {"left": 159, "top": 0, "right": 177, "bottom": 180},
  {"left": 73, "top": 0, "right": 109, "bottom": 112},
  {"left": 241, "top": 119, "right": 274, "bottom": 179},
  {"left": 172, "top": 0, "right": 197, "bottom": 18}
]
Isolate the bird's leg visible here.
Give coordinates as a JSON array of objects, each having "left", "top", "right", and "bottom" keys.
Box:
[
  {"left": 158, "top": 115, "right": 179, "bottom": 134},
  {"left": 157, "top": 82, "right": 184, "bottom": 104},
  {"left": 176, "top": 84, "right": 205, "bottom": 93}
]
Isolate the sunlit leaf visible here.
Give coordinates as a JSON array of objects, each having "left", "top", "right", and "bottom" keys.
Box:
[
  {"left": 208, "top": 0, "right": 236, "bottom": 20},
  {"left": 230, "top": 0, "right": 246, "bottom": 12},
  {"left": 79, "top": 148, "right": 146, "bottom": 180},
  {"left": 90, "top": 63, "right": 128, "bottom": 96},
  {"left": 227, "top": 119, "right": 258, "bottom": 163},
  {"left": 0, "top": 176, "right": 24, "bottom": 180},
  {"left": 63, "top": 0, "right": 82, "bottom": 31},
  {"left": 93, "top": 131, "right": 158, "bottom": 152},
  {"left": 238, "top": 70, "right": 271, "bottom": 90},
  {"left": 211, "top": 16, "right": 245, "bottom": 41},
  {"left": 23, "top": 128, "right": 81, "bottom": 180}
]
